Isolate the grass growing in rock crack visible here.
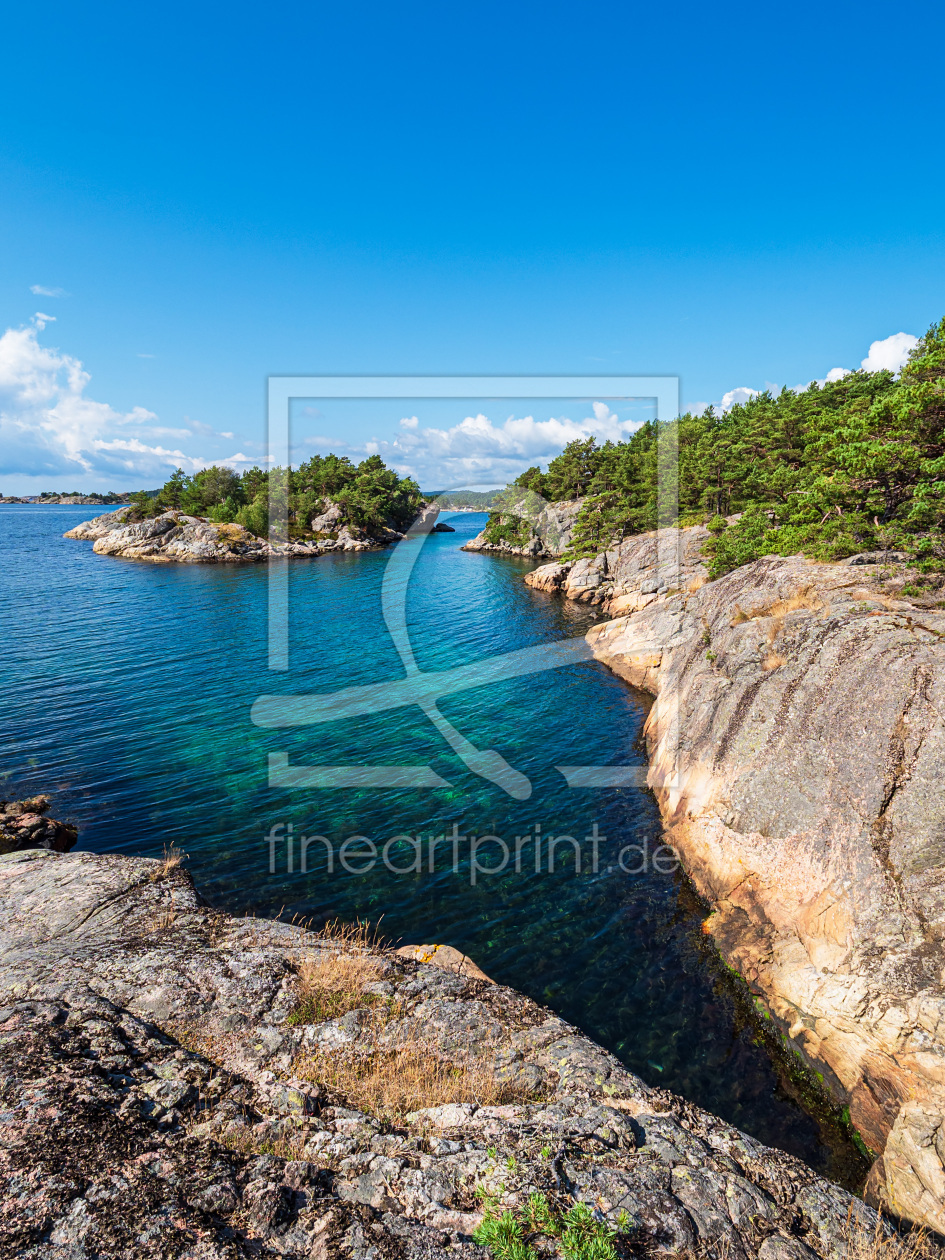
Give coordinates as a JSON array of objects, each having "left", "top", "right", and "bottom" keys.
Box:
[
  {"left": 287, "top": 918, "right": 390, "bottom": 1025},
  {"left": 287, "top": 952, "right": 389, "bottom": 1025},
  {"left": 212, "top": 1119, "right": 310, "bottom": 1162},
  {"left": 474, "top": 1192, "right": 624, "bottom": 1260},
  {"left": 293, "top": 1031, "right": 537, "bottom": 1123},
  {"left": 150, "top": 842, "right": 185, "bottom": 881},
  {"left": 844, "top": 1216, "right": 941, "bottom": 1260}
]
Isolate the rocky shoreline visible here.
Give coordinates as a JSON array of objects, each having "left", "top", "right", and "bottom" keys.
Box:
[
  {"left": 64, "top": 503, "right": 442, "bottom": 563},
  {"left": 523, "top": 523, "right": 945, "bottom": 1235},
  {"left": 462, "top": 500, "right": 583, "bottom": 559},
  {"left": 0, "top": 840, "right": 907, "bottom": 1259},
  {"left": 1, "top": 494, "right": 132, "bottom": 505}
]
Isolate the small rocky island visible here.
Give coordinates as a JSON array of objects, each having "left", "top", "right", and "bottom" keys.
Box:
[
  {"left": 64, "top": 501, "right": 442, "bottom": 563},
  {"left": 63, "top": 455, "right": 436, "bottom": 563},
  {"left": 0, "top": 820, "right": 906, "bottom": 1259}
]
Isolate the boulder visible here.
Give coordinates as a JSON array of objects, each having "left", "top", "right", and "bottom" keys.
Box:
[
  {"left": 523, "top": 523, "right": 709, "bottom": 607},
  {"left": 0, "top": 795, "right": 77, "bottom": 855}
]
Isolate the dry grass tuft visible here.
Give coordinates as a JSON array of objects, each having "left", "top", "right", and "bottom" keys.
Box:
[
  {"left": 315, "top": 916, "right": 384, "bottom": 950},
  {"left": 293, "top": 1031, "right": 535, "bottom": 1122},
  {"left": 766, "top": 615, "right": 784, "bottom": 645},
  {"left": 150, "top": 842, "right": 185, "bottom": 881},
  {"left": 844, "top": 1214, "right": 940, "bottom": 1260},
  {"left": 153, "top": 906, "right": 177, "bottom": 931},
  {"left": 731, "top": 585, "right": 823, "bottom": 627},
  {"left": 762, "top": 651, "right": 786, "bottom": 671},
  {"left": 288, "top": 950, "right": 388, "bottom": 1025},
  {"left": 687, "top": 574, "right": 707, "bottom": 593},
  {"left": 214, "top": 522, "right": 249, "bottom": 542},
  {"left": 286, "top": 916, "right": 392, "bottom": 1025}
]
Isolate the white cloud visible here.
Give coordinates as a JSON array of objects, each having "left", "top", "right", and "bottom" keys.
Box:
[
  {"left": 30, "top": 285, "right": 67, "bottom": 298},
  {"left": 347, "top": 403, "right": 642, "bottom": 489},
  {"left": 220, "top": 450, "right": 274, "bottom": 465},
  {"left": 718, "top": 387, "right": 759, "bottom": 412},
  {"left": 791, "top": 366, "right": 852, "bottom": 391},
  {"left": 0, "top": 323, "right": 206, "bottom": 482},
  {"left": 861, "top": 331, "right": 918, "bottom": 375},
  {"left": 692, "top": 327, "right": 920, "bottom": 416},
  {"left": 137, "top": 352, "right": 156, "bottom": 359},
  {"left": 32, "top": 312, "right": 56, "bottom": 330}
]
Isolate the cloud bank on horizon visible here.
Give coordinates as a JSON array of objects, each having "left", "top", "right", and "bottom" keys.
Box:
[
  {"left": 0, "top": 321, "right": 249, "bottom": 490},
  {"left": 365, "top": 400, "right": 636, "bottom": 489},
  {"left": 0, "top": 321, "right": 924, "bottom": 493},
  {"left": 692, "top": 330, "right": 919, "bottom": 417}
]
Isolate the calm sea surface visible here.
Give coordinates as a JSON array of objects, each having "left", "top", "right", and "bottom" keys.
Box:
[{"left": 1, "top": 504, "right": 863, "bottom": 1183}]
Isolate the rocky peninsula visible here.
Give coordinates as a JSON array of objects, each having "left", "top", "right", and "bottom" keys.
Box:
[
  {"left": 525, "top": 524, "right": 945, "bottom": 1235},
  {"left": 64, "top": 502, "right": 440, "bottom": 563},
  {"left": 462, "top": 500, "right": 583, "bottom": 559},
  {"left": 0, "top": 830, "right": 906, "bottom": 1259}
]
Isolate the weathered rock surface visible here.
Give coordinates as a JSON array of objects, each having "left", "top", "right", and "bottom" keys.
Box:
[
  {"left": 579, "top": 526, "right": 945, "bottom": 1232},
  {"left": 525, "top": 525, "right": 710, "bottom": 608},
  {"left": 64, "top": 507, "right": 281, "bottom": 562},
  {"left": 463, "top": 500, "right": 583, "bottom": 558},
  {"left": 0, "top": 849, "right": 894, "bottom": 1258},
  {"left": 0, "top": 795, "right": 77, "bottom": 856},
  {"left": 64, "top": 503, "right": 439, "bottom": 563}
]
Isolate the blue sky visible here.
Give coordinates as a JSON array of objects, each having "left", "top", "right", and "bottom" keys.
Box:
[{"left": 2, "top": 0, "right": 943, "bottom": 492}]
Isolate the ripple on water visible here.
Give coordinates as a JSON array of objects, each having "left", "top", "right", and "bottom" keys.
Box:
[{"left": 0, "top": 504, "right": 867, "bottom": 1186}]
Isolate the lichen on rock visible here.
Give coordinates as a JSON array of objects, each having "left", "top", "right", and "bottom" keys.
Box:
[{"left": 0, "top": 847, "right": 900, "bottom": 1257}]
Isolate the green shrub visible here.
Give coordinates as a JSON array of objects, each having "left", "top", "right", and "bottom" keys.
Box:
[
  {"left": 235, "top": 494, "right": 269, "bottom": 539},
  {"left": 483, "top": 512, "right": 531, "bottom": 548},
  {"left": 473, "top": 1192, "right": 621, "bottom": 1260}
]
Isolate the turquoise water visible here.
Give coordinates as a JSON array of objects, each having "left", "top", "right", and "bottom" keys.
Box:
[{"left": 1, "top": 504, "right": 862, "bottom": 1183}]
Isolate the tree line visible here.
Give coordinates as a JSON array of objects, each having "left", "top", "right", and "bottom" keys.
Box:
[
  {"left": 511, "top": 317, "right": 945, "bottom": 575},
  {"left": 129, "top": 453, "right": 424, "bottom": 540}
]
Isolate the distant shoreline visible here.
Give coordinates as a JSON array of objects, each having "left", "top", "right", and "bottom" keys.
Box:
[{"left": 0, "top": 496, "right": 131, "bottom": 506}]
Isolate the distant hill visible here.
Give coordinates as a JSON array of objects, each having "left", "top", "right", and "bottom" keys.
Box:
[{"left": 430, "top": 489, "right": 501, "bottom": 510}]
